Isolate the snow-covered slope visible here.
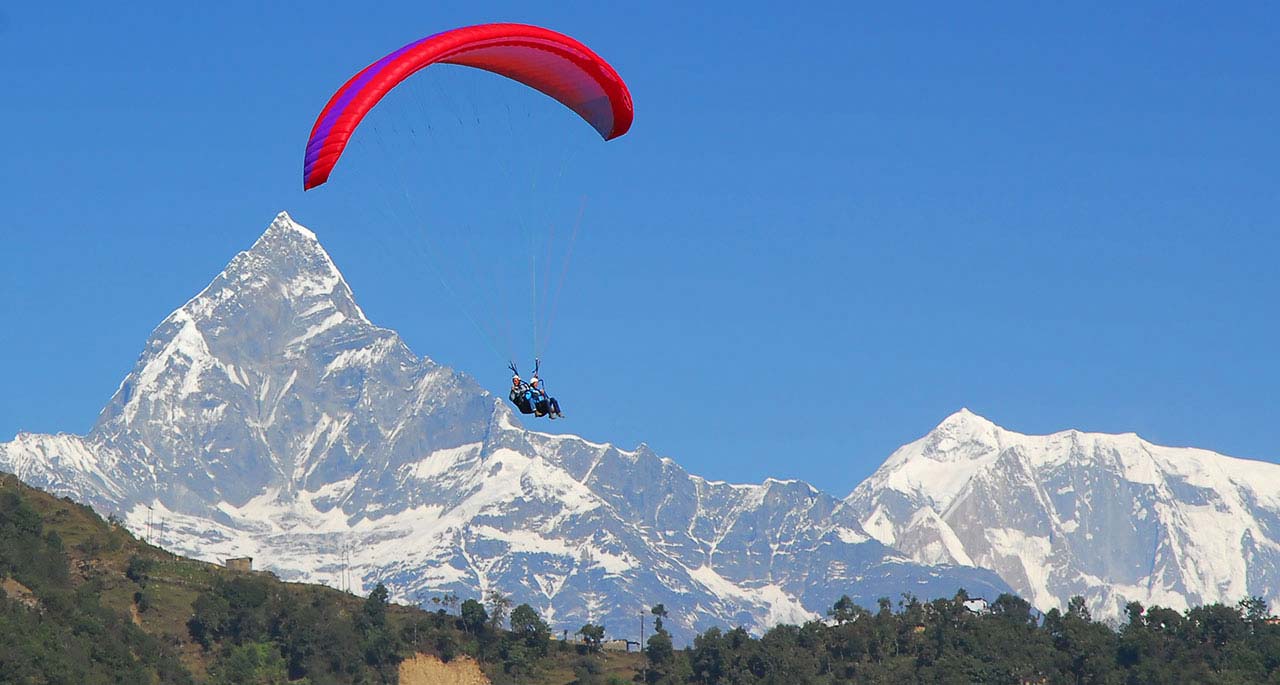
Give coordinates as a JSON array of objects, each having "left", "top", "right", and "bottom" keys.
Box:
[
  {"left": 843, "top": 409, "right": 1280, "bottom": 620},
  {"left": 0, "top": 212, "right": 1006, "bottom": 643}
]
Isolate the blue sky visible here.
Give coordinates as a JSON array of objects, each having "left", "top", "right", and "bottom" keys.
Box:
[{"left": 2, "top": 2, "right": 1276, "bottom": 495}]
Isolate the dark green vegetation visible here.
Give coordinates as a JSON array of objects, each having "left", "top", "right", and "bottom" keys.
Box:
[
  {"left": 3, "top": 472, "right": 1278, "bottom": 684},
  {"left": 640, "top": 592, "right": 1280, "bottom": 684},
  {"left": 0, "top": 475, "right": 194, "bottom": 684}
]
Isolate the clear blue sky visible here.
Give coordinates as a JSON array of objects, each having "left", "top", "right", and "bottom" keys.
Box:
[{"left": 2, "top": 2, "right": 1276, "bottom": 495}]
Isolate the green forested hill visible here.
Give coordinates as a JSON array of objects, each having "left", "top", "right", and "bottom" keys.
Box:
[{"left": 1, "top": 473, "right": 197, "bottom": 684}]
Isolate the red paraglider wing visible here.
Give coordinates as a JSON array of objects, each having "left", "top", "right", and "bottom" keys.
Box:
[{"left": 303, "top": 23, "right": 633, "bottom": 190}]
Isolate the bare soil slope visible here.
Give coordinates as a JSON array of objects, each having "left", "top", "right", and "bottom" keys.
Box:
[{"left": 400, "top": 653, "right": 490, "bottom": 685}]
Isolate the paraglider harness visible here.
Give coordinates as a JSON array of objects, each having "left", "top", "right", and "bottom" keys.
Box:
[{"left": 508, "top": 360, "right": 560, "bottom": 418}]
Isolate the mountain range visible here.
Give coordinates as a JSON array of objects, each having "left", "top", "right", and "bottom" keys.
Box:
[
  {"left": 0, "top": 213, "right": 1005, "bottom": 643},
  {"left": 3, "top": 212, "right": 1276, "bottom": 641}
]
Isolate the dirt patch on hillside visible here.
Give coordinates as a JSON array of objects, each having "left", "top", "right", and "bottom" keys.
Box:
[
  {"left": 1, "top": 578, "right": 39, "bottom": 610},
  {"left": 399, "top": 653, "right": 490, "bottom": 685}
]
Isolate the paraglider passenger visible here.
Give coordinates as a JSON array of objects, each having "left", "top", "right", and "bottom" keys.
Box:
[{"left": 529, "top": 376, "right": 563, "bottom": 419}]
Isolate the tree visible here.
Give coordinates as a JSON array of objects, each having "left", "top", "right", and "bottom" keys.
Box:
[
  {"left": 362, "top": 583, "right": 390, "bottom": 627},
  {"left": 644, "top": 603, "right": 679, "bottom": 683},
  {"left": 356, "top": 583, "right": 401, "bottom": 677},
  {"left": 509, "top": 604, "right": 550, "bottom": 649},
  {"left": 502, "top": 603, "right": 551, "bottom": 678},
  {"left": 645, "top": 629, "right": 676, "bottom": 684},
  {"left": 651, "top": 603, "right": 669, "bottom": 634},
  {"left": 208, "top": 642, "right": 290, "bottom": 685},
  {"left": 829, "top": 595, "right": 859, "bottom": 625},
  {"left": 1046, "top": 597, "right": 1117, "bottom": 684},
  {"left": 461, "top": 599, "right": 488, "bottom": 635},
  {"left": 689, "top": 627, "right": 726, "bottom": 684},
  {"left": 188, "top": 590, "right": 232, "bottom": 648},
  {"left": 443, "top": 592, "right": 460, "bottom": 614},
  {"left": 1066, "top": 595, "right": 1091, "bottom": 622},
  {"left": 485, "top": 589, "right": 513, "bottom": 632},
  {"left": 760, "top": 624, "right": 822, "bottom": 681},
  {"left": 577, "top": 623, "right": 606, "bottom": 651},
  {"left": 990, "top": 593, "right": 1037, "bottom": 627},
  {"left": 1240, "top": 596, "right": 1273, "bottom": 626},
  {"left": 125, "top": 555, "right": 154, "bottom": 585}
]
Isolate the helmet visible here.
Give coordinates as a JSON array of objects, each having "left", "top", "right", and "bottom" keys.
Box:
[
  {"left": 512, "top": 375, "right": 521, "bottom": 384},
  {"left": 530, "top": 376, "right": 541, "bottom": 387}
]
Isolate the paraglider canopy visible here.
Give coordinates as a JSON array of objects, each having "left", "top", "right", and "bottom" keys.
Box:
[{"left": 303, "top": 22, "right": 634, "bottom": 190}]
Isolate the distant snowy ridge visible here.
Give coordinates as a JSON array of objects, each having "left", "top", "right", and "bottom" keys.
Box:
[
  {"left": 0, "top": 212, "right": 1007, "bottom": 644},
  {"left": 843, "top": 409, "right": 1280, "bottom": 621}
]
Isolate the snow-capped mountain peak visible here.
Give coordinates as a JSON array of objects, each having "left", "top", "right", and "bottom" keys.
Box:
[
  {"left": 189, "top": 210, "right": 369, "bottom": 326},
  {"left": 845, "top": 411, "right": 1280, "bottom": 621},
  {"left": 1, "top": 213, "right": 1008, "bottom": 643},
  {"left": 855, "top": 409, "right": 1009, "bottom": 511},
  {"left": 921, "top": 408, "right": 1004, "bottom": 455}
]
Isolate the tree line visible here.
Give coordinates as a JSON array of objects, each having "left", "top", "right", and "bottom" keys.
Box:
[{"left": 638, "top": 590, "right": 1280, "bottom": 684}]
